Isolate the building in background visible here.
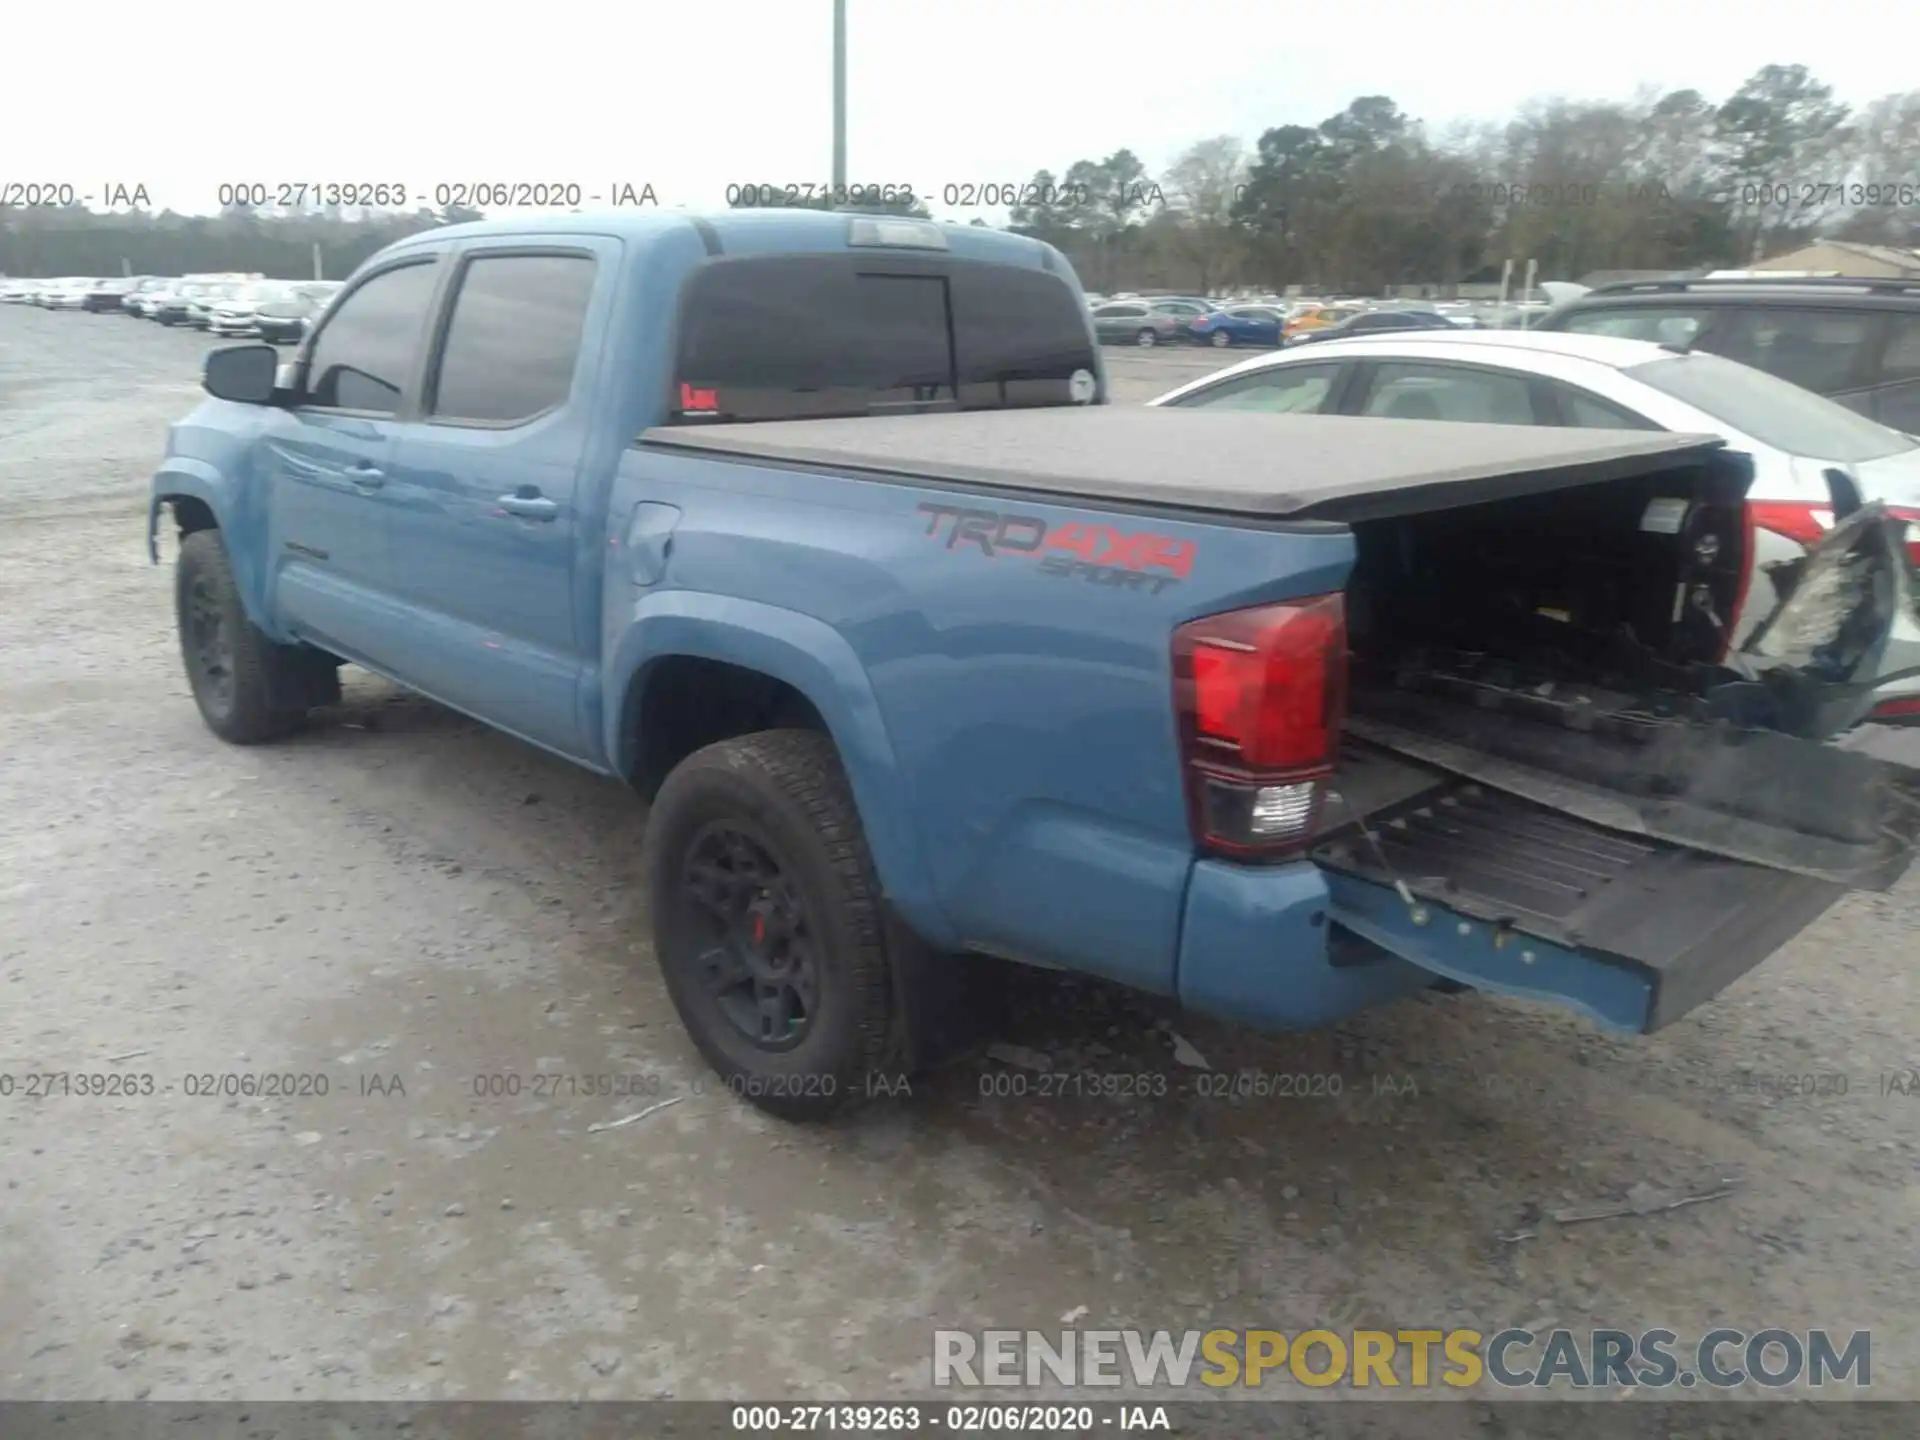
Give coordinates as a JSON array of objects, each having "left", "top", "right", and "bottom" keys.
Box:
[{"left": 1747, "top": 241, "right": 1920, "bottom": 279}]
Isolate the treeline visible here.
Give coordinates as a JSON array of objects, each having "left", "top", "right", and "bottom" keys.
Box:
[
  {"left": 1015, "top": 66, "right": 1920, "bottom": 293},
  {"left": 5, "top": 65, "right": 1917, "bottom": 292}
]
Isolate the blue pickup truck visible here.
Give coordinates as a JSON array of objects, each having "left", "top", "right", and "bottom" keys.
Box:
[{"left": 149, "top": 210, "right": 1920, "bottom": 1118}]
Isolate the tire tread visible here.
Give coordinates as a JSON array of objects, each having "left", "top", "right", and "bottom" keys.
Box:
[
  {"left": 176, "top": 528, "right": 307, "bottom": 745},
  {"left": 647, "top": 729, "right": 895, "bottom": 1120}
]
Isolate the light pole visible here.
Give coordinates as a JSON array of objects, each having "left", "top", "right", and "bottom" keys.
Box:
[{"left": 831, "top": 0, "right": 847, "bottom": 193}]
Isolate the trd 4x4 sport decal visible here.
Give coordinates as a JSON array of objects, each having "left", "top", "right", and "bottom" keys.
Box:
[{"left": 915, "top": 502, "right": 1195, "bottom": 595}]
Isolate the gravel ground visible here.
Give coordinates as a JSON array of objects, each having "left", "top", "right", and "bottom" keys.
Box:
[{"left": 2, "top": 308, "right": 1917, "bottom": 1415}]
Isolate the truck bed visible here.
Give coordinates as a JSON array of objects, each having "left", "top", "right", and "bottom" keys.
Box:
[{"left": 640, "top": 409, "right": 1728, "bottom": 524}]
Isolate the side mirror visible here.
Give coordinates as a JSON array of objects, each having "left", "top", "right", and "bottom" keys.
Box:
[{"left": 203, "top": 343, "right": 280, "bottom": 404}]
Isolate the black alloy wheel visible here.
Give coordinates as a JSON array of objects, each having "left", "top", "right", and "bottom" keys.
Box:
[{"left": 678, "top": 820, "right": 822, "bottom": 1050}]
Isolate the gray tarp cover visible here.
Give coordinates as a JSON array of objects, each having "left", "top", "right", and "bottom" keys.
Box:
[{"left": 641, "top": 408, "right": 1730, "bottom": 523}]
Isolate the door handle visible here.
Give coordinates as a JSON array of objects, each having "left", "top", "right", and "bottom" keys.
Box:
[
  {"left": 497, "top": 492, "right": 558, "bottom": 521},
  {"left": 349, "top": 465, "right": 385, "bottom": 490}
]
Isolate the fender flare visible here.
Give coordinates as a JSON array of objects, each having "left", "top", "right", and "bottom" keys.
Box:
[
  {"left": 148, "top": 461, "right": 279, "bottom": 636},
  {"left": 605, "top": 590, "right": 954, "bottom": 949}
]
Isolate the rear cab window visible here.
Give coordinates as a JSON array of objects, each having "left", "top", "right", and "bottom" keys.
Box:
[{"left": 669, "top": 255, "right": 1099, "bottom": 423}]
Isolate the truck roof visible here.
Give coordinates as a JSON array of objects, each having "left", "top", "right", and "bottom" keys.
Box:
[
  {"left": 641, "top": 409, "right": 1728, "bottom": 524},
  {"left": 397, "top": 208, "right": 1066, "bottom": 269}
]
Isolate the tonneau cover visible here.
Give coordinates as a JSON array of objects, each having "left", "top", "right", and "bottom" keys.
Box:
[{"left": 640, "top": 409, "right": 1730, "bottom": 523}]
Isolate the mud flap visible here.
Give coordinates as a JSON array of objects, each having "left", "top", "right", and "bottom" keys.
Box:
[{"left": 1310, "top": 746, "right": 1885, "bottom": 1032}]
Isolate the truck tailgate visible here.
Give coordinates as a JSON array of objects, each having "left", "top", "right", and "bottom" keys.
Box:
[{"left": 1310, "top": 744, "right": 1878, "bottom": 1032}]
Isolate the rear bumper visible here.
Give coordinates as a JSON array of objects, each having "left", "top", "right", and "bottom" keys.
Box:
[
  {"left": 1174, "top": 743, "right": 1878, "bottom": 1036},
  {"left": 1174, "top": 859, "right": 1435, "bottom": 1030}
]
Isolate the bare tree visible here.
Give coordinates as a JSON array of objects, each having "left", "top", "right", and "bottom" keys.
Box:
[
  {"left": 1160, "top": 136, "right": 1247, "bottom": 292},
  {"left": 1833, "top": 90, "right": 1920, "bottom": 245}
]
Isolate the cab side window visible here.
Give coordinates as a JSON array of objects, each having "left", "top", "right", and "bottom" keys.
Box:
[{"left": 304, "top": 260, "right": 440, "bottom": 414}]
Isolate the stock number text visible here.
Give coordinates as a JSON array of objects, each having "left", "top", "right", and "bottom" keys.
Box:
[{"left": 219, "top": 182, "right": 409, "bottom": 208}]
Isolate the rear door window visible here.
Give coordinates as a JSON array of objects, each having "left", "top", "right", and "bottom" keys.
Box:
[
  {"left": 1873, "top": 315, "right": 1920, "bottom": 431},
  {"left": 1697, "top": 307, "right": 1880, "bottom": 396},
  {"left": 1541, "top": 381, "right": 1662, "bottom": 430},
  {"left": 428, "top": 253, "right": 597, "bottom": 424},
  {"left": 1357, "top": 362, "right": 1538, "bottom": 424},
  {"left": 1167, "top": 363, "right": 1342, "bottom": 413},
  {"left": 672, "top": 256, "right": 1097, "bottom": 421},
  {"left": 1556, "top": 306, "right": 1709, "bottom": 347}
]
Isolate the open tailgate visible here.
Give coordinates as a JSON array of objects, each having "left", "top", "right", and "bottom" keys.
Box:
[
  {"left": 1311, "top": 743, "right": 1915, "bottom": 1032},
  {"left": 1312, "top": 501, "right": 1920, "bottom": 1033}
]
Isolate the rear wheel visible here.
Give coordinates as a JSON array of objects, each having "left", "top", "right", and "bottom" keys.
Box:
[
  {"left": 1136, "top": 328, "right": 1157, "bottom": 348},
  {"left": 176, "top": 528, "right": 329, "bottom": 744},
  {"left": 645, "top": 730, "right": 896, "bottom": 1121}
]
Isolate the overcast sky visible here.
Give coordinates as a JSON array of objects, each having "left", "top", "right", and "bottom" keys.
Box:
[{"left": 4, "top": 0, "right": 1908, "bottom": 220}]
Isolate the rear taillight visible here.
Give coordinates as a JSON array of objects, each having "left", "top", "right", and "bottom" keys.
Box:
[
  {"left": 1870, "top": 695, "right": 1920, "bottom": 720},
  {"left": 1888, "top": 506, "right": 1920, "bottom": 568},
  {"left": 1747, "top": 500, "right": 1834, "bottom": 548},
  {"left": 1171, "top": 594, "right": 1347, "bottom": 861},
  {"left": 1748, "top": 499, "right": 1920, "bottom": 566},
  {"left": 1737, "top": 499, "right": 1843, "bottom": 658}
]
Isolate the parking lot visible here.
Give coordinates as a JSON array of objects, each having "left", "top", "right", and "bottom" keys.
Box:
[{"left": 4, "top": 305, "right": 1920, "bottom": 1407}]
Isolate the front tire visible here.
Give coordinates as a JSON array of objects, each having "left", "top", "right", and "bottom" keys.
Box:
[
  {"left": 1210, "top": 329, "right": 1233, "bottom": 348},
  {"left": 645, "top": 730, "right": 896, "bottom": 1122},
  {"left": 175, "top": 528, "right": 322, "bottom": 744}
]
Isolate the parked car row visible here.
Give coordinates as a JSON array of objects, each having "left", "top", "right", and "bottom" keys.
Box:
[
  {"left": 1085, "top": 292, "right": 1499, "bottom": 350},
  {"left": 1, "top": 274, "right": 344, "bottom": 343}
]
